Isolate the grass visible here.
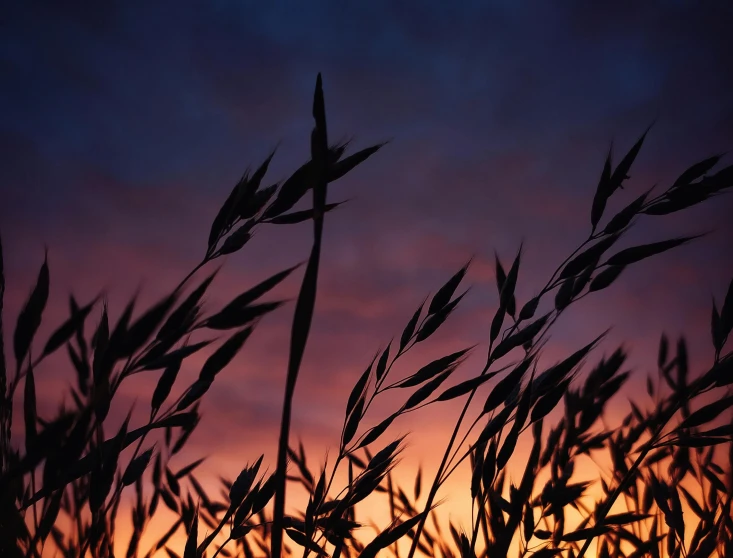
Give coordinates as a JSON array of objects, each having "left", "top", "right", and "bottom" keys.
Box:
[{"left": 1, "top": 74, "right": 732, "bottom": 558}]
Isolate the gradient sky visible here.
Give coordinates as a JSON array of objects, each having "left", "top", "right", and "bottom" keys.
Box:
[{"left": 2, "top": 1, "right": 733, "bottom": 554}]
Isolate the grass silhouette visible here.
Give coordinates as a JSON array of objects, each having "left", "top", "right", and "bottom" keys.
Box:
[{"left": 1, "top": 74, "right": 732, "bottom": 558}]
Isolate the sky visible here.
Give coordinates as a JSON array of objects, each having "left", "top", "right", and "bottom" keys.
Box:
[{"left": 1, "top": 1, "right": 733, "bottom": 555}]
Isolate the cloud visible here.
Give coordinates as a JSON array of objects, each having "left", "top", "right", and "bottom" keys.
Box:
[{"left": 2, "top": 3, "right": 733, "bottom": 550}]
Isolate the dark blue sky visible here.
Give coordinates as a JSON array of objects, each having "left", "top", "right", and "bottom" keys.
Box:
[{"left": 1, "top": 2, "right": 732, "bottom": 538}]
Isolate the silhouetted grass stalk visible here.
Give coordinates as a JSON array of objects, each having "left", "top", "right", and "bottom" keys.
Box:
[{"left": 271, "top": 73, "right": 329, "bottom": 558}]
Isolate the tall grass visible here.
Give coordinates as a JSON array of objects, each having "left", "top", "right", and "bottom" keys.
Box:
[{"left": 1, "top": 75, "right": 732, "bottom": 558}]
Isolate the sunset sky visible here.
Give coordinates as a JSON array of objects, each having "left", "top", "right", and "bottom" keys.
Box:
[{"left": 2, "top": 1, "right": 733, "bottom": 555}]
